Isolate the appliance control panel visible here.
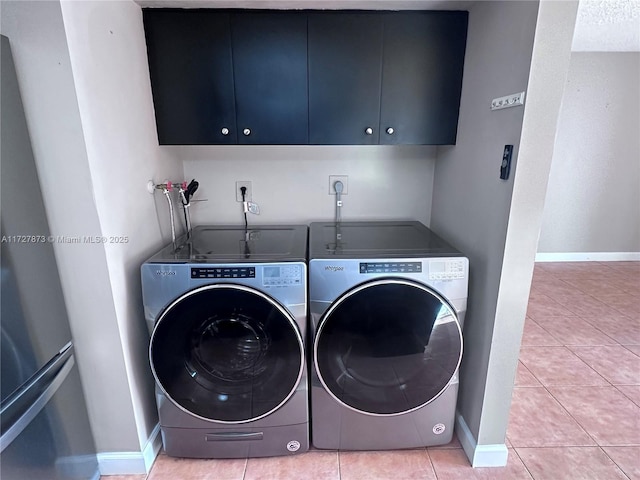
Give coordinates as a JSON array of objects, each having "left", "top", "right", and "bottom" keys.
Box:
[
  {"left": 428, "top": 260, "right": 466, "bottom": 280},
  {"left": 262, "top": 265, "right": 302, "bottom": 286},
  {"left": 359, "top": 262, "right": 422, "bottom": 274},
  {"left": 191, "top": 267, "right": 255, "bottom": 279}
]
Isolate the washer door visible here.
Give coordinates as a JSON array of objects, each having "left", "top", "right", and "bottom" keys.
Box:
[
  {"left": 314, "top": 279, "right": 462, "bottom": 416},
  {"left": 150, "top": 284, "right": 304, "bottom": 424}
]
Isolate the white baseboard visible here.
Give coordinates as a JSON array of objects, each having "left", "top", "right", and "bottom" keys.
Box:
[
  {"left": 97, "top": 451, "right": 147, "bottom": 476},
  {"left": 144, "top": 423, "right": 163, "bottom": 471},
  {"left": 455, "top": 412, "right": 508, "bottom": 468},
  {"left": 97, "top": 423, "right": 161, "bottom": 476},
  {"left": 535, "top": 252, "right": 640, "bottom": 262}
]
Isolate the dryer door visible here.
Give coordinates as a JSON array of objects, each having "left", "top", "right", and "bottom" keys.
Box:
[
  {"left": 314, "top": 279, "right": 462, "bottom": 416},
  {"left": 150, "top": 284, "right": 304, "bottom": 423}
]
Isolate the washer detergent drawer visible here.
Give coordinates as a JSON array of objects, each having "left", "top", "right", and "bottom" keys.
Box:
[{"left": 161, "top": 422, "right": 309, "bottom": 458}]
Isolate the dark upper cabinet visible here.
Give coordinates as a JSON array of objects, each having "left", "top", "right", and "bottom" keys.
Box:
[
  {"left": 232, "top": 12, "right": 308, "bottom": 145},
  {"left": 308, "top": 12, "right": 384, "bottom": 145},
  {"left": 143, "top": 9, "right": 468, "bottom": 146},
  {"left": 143, "top": 10, "right": 236, "bottom": 145},
  {"left": 380, "top": 12, "right": 468, "bottom": 145},
  {"left": 308, "top": 11, "right": 467, "bottom": 145},
  {"left": 143, "top": 9, "right": 307, "bottom": 145}
]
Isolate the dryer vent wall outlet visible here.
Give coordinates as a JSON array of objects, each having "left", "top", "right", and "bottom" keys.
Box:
[
  {"left": 236, "top": 181, "right": 252, "bottom": 202},
  {"left": 329, "top": 175, "right": 348, "bottom": 195}
]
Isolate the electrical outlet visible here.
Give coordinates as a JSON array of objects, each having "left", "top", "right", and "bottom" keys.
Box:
[
  {"left": 491, "top": 91, "right": 525, "bottom": 111},
  {"left": 329, "top": 175, "right": 348, "bottom": 195},
  {"left": 236, "top": 181, "right": 252, "bottom": 202}
]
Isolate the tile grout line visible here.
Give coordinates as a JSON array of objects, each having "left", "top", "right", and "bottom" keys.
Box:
[
  {"left": 245, "top": 457, "right": 250, "bottom": 480},
  {"left": 422, "top": 446, "right": 438, "bottom": 480},
  {"left": 533, "top": 312, "right": 619, "bottom": 346},
  {"left": 596, "top": 445, "right": 632, "bottom": 480},
  {"left": 620, "top": 345, "right": 640, "bottom": 359},
  {"left": 509, "top": 446, "right": 536, "bottom": 480},
  {"left": 562, "top": 344, "right": 613, "bottom": 386},
  {"left": 582, "top": 313, "right": 637, "bottom": 344},
  {"left": 517, "top": 359, "right": 541, "bottom": 388},
  {"left": 542, "top": 372, "right": 606, "bottom": 449},
  {"left": 613, "top": 384, "right": 640, "bottom": 408},
  {"left": 518, "top": 347, "right": 611, "bottom": 389}
]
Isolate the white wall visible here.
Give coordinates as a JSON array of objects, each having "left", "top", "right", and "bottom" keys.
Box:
[
  {"left": 59, "top": 0, "right": 182, "bottom": 454},
  {"left": 431, "top": 0, "right": 539, "bottom": 454},
  {"left": 431, "top": 0, "right": 577, "bottom": 466},
  {"left": 477, "top": 0, "right": 577, "bottom": 450},
  {"left": 537, "top": 52, "right": 640, "bottom": 259},
  {"left": 58, "top": 0, "right": 185, "bottom": 471},
  {"left": 2, "top": 0, "right": 183, "bottom": 474},
  {"left": 179, "top": 146, "right": 436, "bottom": 226},
  {"left": 1, "top": 0, "right": 139, "bottom": 455}
]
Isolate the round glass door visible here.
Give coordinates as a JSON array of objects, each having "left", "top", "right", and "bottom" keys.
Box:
[
  {"left": 314, "top": 279, "right": 462, "bottom": 416},
  {"left": 150, "top": 284, "right": 304, "bottom": 423}
]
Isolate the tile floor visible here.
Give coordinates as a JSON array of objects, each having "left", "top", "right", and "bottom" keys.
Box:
[{"left": 104, "top": 261, "right": 639, "bottom": 480}]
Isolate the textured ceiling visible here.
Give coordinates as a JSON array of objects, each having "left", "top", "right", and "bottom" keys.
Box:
[{"left": 572, "top": 0, "right": 640, "bottom": 51}]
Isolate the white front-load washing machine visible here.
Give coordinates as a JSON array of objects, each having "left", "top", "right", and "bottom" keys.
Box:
[
  {"left": 309, "top": 221, "right": 468, "bottom": 450},
  {"left": 141, "top": 225, "right": 309, "bottom": 458}
]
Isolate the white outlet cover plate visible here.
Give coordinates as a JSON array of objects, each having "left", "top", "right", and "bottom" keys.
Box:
[
  {"left": 491, "top": 92, "right": 525, "bottom": 111},
  {"left": 329, "top": 175, "right": 348, "bottom": 195},
  {"left": 236, "top": 181, "right": 252, "bottom": 202}
]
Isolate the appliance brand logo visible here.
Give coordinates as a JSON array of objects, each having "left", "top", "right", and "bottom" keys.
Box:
[
  {"left": 155, "top": 270, "right": 176, "bottom": 277},
  {"left": 324, "top": 265, "right": 344, "bottom": 272}
]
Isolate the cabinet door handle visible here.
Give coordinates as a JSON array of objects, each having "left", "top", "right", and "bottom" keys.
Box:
[
  {"left": 221, "top": 127, "right": 230, "bottom": 136},
  {"left": 243, "top": 128, "right": 251, "bottom": 136},
  {"left": 386, "top": 127, "right": 394, "bottom": 135},
  {"left": 364, "top": 127, "right": 373, "bottom": 135}
]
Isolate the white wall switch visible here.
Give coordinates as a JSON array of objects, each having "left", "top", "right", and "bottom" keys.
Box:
[{"left": 491, "top": 92, "right": 525, "bottom": 111}]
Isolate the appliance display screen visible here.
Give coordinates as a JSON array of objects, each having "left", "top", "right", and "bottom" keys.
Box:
[
  {"left": 191, "top": 267, "right": 256, "bottom": 279},
  {"left": 262, "top": 265, "right": 302, "bottom": 286},
  {"left": 359, "top": 262, "right": 422, "bottom": 274},
  {"left": 264, "top": 266, "right": 280, "bottom": 278}
]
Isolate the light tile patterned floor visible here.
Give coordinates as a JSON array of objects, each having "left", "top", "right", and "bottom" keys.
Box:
[{"left": 103, "top": 261, "right": 640, "bottom": 479}]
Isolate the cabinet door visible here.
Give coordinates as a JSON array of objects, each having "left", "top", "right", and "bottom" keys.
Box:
[
  {"left": 143, "top": 10, "right": 236, "bottom": 144},
  {"left": 380, "top": 12, "right": 468, "bottom": 145},
  {"left": 308, "top": 12, "right": 383, "bottom": 145},
  {"left": 231, "top": 12, "right": 308, "bottom": 145}
]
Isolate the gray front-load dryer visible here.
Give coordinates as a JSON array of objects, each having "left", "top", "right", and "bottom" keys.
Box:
[
  {"left": 309, "top": 221, "right": 468, "bottom": 450},
  {"left": 141, "top": 225, "right": 309, "bottom": 458}
]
